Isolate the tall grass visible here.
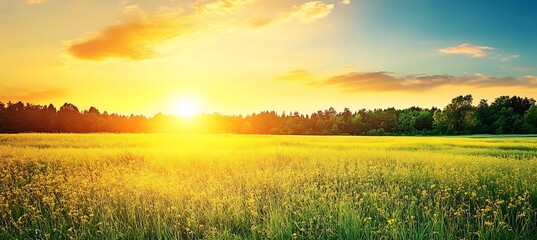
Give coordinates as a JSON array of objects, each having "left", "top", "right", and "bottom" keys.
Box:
[{"left": 1, "top": 134, "right": 537, "bottom": 239}]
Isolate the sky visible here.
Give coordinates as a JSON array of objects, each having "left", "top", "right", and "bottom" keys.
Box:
[{"left": 1, "top": 0, "right": 536, "bottom": 116}]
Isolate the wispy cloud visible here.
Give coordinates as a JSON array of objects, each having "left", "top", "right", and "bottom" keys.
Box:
[
  {"left": 68, "top": 4, "right": 195, "bottom": 61},
  {"left": 250, "top": 1, "right": 335, "bottom": 27},
  {"left": 277, "top": 70, "right": 537, "bottom": 92},
  {"left": 274, "top": 70, "right": 315, "bottom": 81},
  {"left": 340, "top": 0, "right": 351, "bottom": 5},
  {"left": 526, "top": 75, "right": 537, "bottom": 84},
  {"left": 67, "top": 0, "right": 340, "bottom": 61},
  {"left": 194, "top": 0, "right": 256, "bottom": 14},
  {"left": 499, "top": 54, "right": 520, "bottom": 62},
  {"left": 26, "top": 0, "right": 45, "bottom": 5},
  {"left": 324, "top": 72, "right": 537, "bottom": 91},
  {"left": 439, "top": 43, "right": 493, "bottom": 58},
  {"left": 321, "top": 72, "right": 457, "bottom": 91},
  {"left": 289, "top": 1, "right": 334, "bottom": 23}
]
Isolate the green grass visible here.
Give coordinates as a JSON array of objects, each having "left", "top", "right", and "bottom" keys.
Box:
[{"left": 1, "top": 134, "right": 537, "bottom": 239}]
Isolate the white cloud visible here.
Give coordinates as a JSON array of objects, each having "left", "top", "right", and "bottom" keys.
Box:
[
  {"left": 439, "top": 43, "right": 493, "bottom": 58},
  {"left": 525, "top": 75, "right": 537, "bottom": 84},
  {"left": 499, "top": 54, "right": 520, "bottom": 62},
  {"left": 289, "top": 1, "right": 334, "bottom": 23},
  {"left": 26, "top": 0, "right": 45, "bottom": 5}
]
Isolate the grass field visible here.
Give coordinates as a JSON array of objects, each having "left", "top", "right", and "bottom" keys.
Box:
[{"left": 1, "top": 134, "right": 537, "bottom": 239}]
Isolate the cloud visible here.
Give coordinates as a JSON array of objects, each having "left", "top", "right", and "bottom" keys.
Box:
[
  {"left": 250, "top": 18, "right": 274, "bottom": 28},
  {"left": 26, "top": 0, "right": 45, "bottom": 5},
  {"left": 525, "top": 75, "right": 537, "bottom": 84},
  {"left": 289, "top": 1, "right": 334, "bottom": 23},
  {"left": 68, "top": 0, "right": 337, "bottom": 61},
  {"left": 194, "top": 0, "right": 256, "bottom": 14},
  {"left": 283, "top": 71, "right": 537, "bottom": 92},
  {"left": 320, "top": 72, "right": 459, "bottom": 91},
  {"left": 340, "top": 0, "right": 351, "bottom": 5},
  {"left": 467, "top": 73, "right": 534, "bottom": 88},
  {"left": 68, "top": 5, "right": 189, "bottom": 61},
  {"left": 68, "top": 0, "right": 262, "bottom": 61},
  {"left": 250, "top": 1, "right": 335, "bottom": 28},
  {"left": 439, "top": 43, "right": 494, "bottom": 58},
  {"left": 69, "top": 21, "right": 174, "bottom": 60},
  {"left": 499, "top": 54, "right": 520, "bottom": 62}
]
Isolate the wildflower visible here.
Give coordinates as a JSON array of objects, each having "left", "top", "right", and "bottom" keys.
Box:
[{"left": 421, "top": 190, "right": 428, "bottom": 197}]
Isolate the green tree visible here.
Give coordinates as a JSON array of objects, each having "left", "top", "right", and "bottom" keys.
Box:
[
  {"left": 433, "top": 109, "right": 452, "bottom": 134},
  {"left": 443, "top": 95, "right": 476, "bottom": 134},
  {"left": 350, "top": 114, "right": 366, "bottom": 135},
  {"left": 522, "top": 106, "right": 537, "bottom": 133},
  {"left": 398, "top": 110, "right": 417, "bottom": 135},
  {"left": 415, "top": 110, "right": 433, "bottom": 132}
]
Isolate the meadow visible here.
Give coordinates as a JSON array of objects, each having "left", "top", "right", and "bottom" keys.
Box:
[{"left": 1, "top": 134, "right": 537, "bottom": 239}]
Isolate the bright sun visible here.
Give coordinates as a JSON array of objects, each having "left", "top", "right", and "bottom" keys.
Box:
[{"left": 176, "top": 100, "right": 198, "bottom": 118}]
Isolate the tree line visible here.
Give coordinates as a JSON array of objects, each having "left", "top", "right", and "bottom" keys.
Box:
[{"left": 0, "top": 94, "right": 536, "bottom": 135}]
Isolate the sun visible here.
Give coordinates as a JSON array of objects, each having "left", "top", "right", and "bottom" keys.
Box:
[{"left": 176, "top": 100, "right": 198, "bottom": 118}]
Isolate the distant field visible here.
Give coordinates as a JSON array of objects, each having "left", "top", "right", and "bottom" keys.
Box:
[{"left": 1, "top": 134, "right": 537, "bottom": 239}]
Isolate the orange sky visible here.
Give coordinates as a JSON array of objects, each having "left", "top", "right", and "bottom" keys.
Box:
[{"left": 1, "top": 0, "right": 536, "bottom": 116}]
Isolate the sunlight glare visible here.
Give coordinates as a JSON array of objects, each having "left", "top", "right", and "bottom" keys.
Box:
[{"left": 176, "top": 99, "right": 198, "bottom": 118}]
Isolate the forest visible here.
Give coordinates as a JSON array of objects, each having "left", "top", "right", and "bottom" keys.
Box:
[{"left": 0, "top": 95, "right": 536, "bottom": 135}]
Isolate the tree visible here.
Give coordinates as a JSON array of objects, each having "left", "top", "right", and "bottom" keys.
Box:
[
  {"left": 350, "top": 114, "right": 366, "bottom": 135},
  {"left": 398, "top": 110, "right": 417, "bottom": 135},
  {"left": 83, "top": 106, "right": 101, "bottom": 132},
  {"left": 58, "top": 103, "right": 82, "bottom": 132},
  {"left": 415, "top": 110, "right": 433, "bottom": 132},
  {"left": 442, "top": 95, "right": 475, "bottom": 134},
  {"left": 474, "top": 99, "right": 491, "bottom": 134},
  {"left": 240, "top": 121, "right": 254, "bottom": 134},
  {"left": 522, "top": 106, "right": 537, "bottom": 133},
  {"left": 433, "top": 109, "right": 452, "bottom": 134},
  {"left": 339, "top": 108, "right": 353, "bottom": 134},
  {"left": 484, "top": 96, "right": 536, "bottom": 134},
  {"left": 0, "top": 94, "right": 534, "bottom": 135}
]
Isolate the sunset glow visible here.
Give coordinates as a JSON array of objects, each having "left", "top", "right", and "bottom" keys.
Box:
[
  {"left": 3, "top": 2, "right": 537, "bottom": 238},
  {"left": 0, "top": 1, "right": 536, "bottom": 116}
]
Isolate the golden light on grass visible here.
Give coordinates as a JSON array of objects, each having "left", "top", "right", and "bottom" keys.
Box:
[{"left": 1, "top": 134, "right": 537, "bottom": 239}]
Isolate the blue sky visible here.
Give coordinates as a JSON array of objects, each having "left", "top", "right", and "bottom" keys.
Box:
[{"left": 337, "top": 0, "right": 537, "bottom": 76}]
